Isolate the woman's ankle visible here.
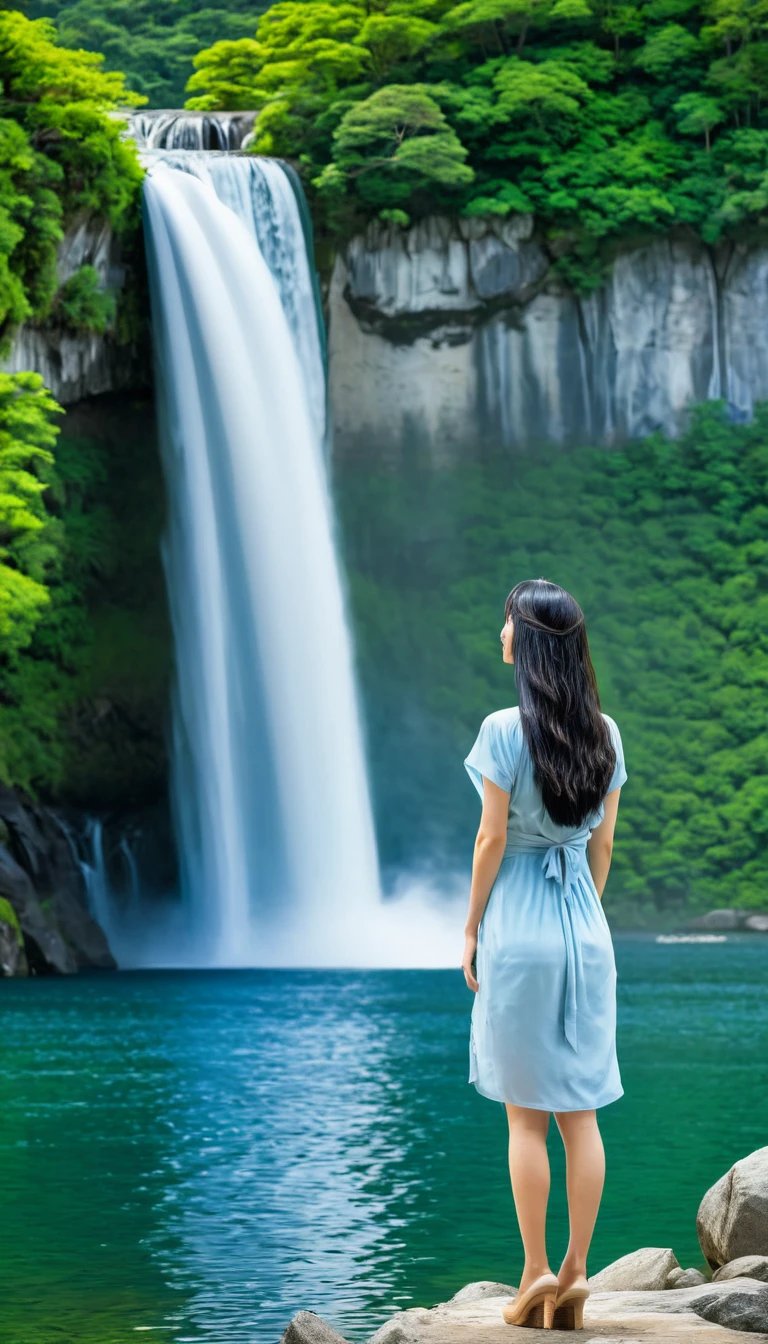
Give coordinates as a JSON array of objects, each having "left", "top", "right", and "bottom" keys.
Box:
[
  {"left": 519, "top": 1261, "right": 553, "bottom": 1291},
  {"left": 558, "top": 1253, "right": 587, "bottom": 1281}
]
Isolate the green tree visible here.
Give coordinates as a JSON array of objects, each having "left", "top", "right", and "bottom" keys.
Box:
[
  {"left": 0, "top": 371, "right": 62, "bottom": 664},
  {"left": 674, "top": 90, "right": 724, "bottom": 147},
  {"left": 320, "top": 84, "right": 473, "bottom": 215}
]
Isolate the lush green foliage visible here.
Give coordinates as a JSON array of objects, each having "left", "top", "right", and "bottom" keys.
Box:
[
  {"left": 25, "top": 0, "right": 270, "bottom": 107},
  {"left": 338, "top": 403, "right": 768, "bottom": 923},
  {"left": 0, "top": 10, "right": 143, "bottom": 348},
  {"left": 0, "top": 371, "right": 62, "bottom": 670},
  {"left": 52, "top": 264, "right": 118, "bottom": 334},
  {"left": 188, "top": 0, "right": 768, "bottom": 276},
  {"left": 0, "top": 394, "right": 171, "bottom": 805}
]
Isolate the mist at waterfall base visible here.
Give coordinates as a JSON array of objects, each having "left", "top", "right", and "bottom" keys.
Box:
[{"left": 95, "top": 150, "right": 467, "bottom": 971}]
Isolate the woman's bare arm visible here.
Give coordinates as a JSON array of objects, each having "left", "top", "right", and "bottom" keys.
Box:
[
  {"left": 462, "top": 777, "right": 509, "bottom": 992},
  {"left": 587, "top": 787, "right": 621, "bottom": 899}
]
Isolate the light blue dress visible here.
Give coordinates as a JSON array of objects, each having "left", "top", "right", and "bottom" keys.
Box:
[{"left": 464, "top": 707, "right": 627, "bottom": 1112}]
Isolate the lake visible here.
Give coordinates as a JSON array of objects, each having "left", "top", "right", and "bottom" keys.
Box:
[{"left": 1, "top": 937, "right": 767, "bottom": 1343}]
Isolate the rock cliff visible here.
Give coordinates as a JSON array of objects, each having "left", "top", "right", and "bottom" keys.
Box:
[
  {"left": 328, "top": 217, "right": 768, "bottom": 467},
  {"left": 1, "top": 210, "right": 146, "bottom": 405},
  {"left": 0, "top": 785, "right": 115, "bottom": 975}
]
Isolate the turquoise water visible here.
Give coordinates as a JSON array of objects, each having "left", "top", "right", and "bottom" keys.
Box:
[{"left": 1, "top": 937, "right": 767, "bottom": 1344}]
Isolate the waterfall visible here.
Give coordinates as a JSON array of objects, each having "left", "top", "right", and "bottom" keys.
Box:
[
  {"left": 142, "top": 150, "right": 382, "bottom": 965},
  {"left": 127, "top": 110, "right": 256, "bottom": 151}
]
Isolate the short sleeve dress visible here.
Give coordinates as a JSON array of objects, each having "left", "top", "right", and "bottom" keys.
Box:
[{"left": 464, "top": 707, "right": 627, "bottom": 1111}]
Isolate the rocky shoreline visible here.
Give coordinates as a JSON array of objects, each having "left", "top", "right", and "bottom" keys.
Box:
[{"left": 279, "top": 1149, "right": 768, "bottom": 1343}]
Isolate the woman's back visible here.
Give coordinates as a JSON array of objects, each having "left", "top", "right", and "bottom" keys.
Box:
[{"left": 464, "top": 705, "right": 627, "bottom": 849}]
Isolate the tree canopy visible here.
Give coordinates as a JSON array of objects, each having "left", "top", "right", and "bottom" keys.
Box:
[
  {"left": 24, "top": 0, "right": 271, "bottom": 108},
  {"left": 186, "top": 0, "right": 768, "bottom": 280}
]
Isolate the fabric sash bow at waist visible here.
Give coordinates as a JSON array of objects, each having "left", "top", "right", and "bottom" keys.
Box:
[{"left": 503, "top": 836, "right": 588, "bottom": 1053}]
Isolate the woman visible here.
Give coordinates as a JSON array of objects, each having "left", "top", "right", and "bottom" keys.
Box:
[{"left": 461, "top": 578, "right": 626, "bottom": 1332}]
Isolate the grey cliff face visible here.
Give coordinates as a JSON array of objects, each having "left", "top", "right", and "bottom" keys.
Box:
[
  {"left": 1, "top": 210, "right": 144, "bottom": 405},
  {"left": 328, "top": 218, "right": 768, "bottom": 467}
]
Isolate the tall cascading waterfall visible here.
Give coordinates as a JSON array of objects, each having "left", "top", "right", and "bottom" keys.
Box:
[{"left": 141, "top": 148, "right": 382, "bottom": 965}]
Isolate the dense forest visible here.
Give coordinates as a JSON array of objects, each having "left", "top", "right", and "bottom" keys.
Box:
[
  {"left": 181, "top": 0, "right": 768, "bottom": 284},
  {"left": 339, "top": 402, "right": 768, "bottom": 921},
  {"left": 24, "top": 0, "right": 270, "bottom": 108}
]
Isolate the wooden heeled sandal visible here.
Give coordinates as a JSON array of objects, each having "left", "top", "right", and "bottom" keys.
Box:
[
  {"left": 502, "top": 1272, "right": 559, "bottom": 1328},
  {"left": 552, "top": 1278, "right": 590, "bottom": 1330}
]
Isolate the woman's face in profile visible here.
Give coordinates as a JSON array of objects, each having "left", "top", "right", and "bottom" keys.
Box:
[{"left": 500, "top": 613, "right": 514, "bottom": 664}]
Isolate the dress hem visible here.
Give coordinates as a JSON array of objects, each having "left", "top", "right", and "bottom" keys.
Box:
[{"left": 469, "top": 1078, "right": 624, "bottom": 1112}]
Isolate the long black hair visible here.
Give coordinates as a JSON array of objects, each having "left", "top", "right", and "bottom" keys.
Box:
[{"left": 505, "top": 578, "right": 615, "bottom": 827}]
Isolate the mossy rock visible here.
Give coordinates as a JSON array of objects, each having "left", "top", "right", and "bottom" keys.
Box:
[{"left": 0, "top": 895, "right": 22, "bottom": 945}]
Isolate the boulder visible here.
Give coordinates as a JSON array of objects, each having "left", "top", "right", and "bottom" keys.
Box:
[
  {"left": 668, "top": 1267, "right": 687, "bottom": 1286},
  {"left": 0, "top": 786, "right": 115, "bottom": 973},
  {"left": 446, "top": 1281, "right": 515, "bottom": 1303},
  {"left": 693, "top": 1286, "right": 768, "bottom": 1333},
  {"left": 674, "top": 1269, "right": 709, "bottom": 1289},
  {"left": 279, "top": 1311, "right": 350, "bottom": 1344},
  {"left": 714, "top": 1258, "right": 768, "bottom": 1284},
  {"left": 688, "top": 909, "right": 750, "bottom": 931},
  {"left": 745, "top": 915, "right": 768, "bottom": 933},
  {"left": 698, "top": 1148, "right": 768, "bottom": 1267},
  {"left": 589, "top": 1246, "right": 681, "bottom": 1291},
  {"left": 0, "top": 842, "right": 76, "bottom": 974},
  {"left": 362, "top": 1279, "right": 768, "bottom": 1343}
]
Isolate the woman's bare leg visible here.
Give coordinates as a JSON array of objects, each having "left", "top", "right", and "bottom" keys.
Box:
[
  {"left": 504, "top": 1104, "right": 553, "bottom": 1294},
  {"left": 554, "top": 1108, "right": 605, "bottom": 1289}
]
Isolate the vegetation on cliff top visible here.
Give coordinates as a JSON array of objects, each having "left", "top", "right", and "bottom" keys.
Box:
[
  {"left": 339, "top": 401, "right": 768, "bottom": 921},
  {"left": 25, "top": 0, "right": 271, "bottom": 108},
  {"left": 0, "top": 10, "right": 143, "bottom": 351},
  {"left": 185, "top": 0, "right": 768, "bottom": 282}
]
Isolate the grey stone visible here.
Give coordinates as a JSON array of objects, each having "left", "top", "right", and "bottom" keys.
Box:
[
  {"left": 445, "top": 1281, "right": 515, "bottom": 1303},
  {"left": 0, "top": 787, "right": 116, "bottom": 974},
  {"left": 361, "top": 1281, "right": 768, "bottom": 1342},
  {"left": 745, "top": 915, "right": 768, "bottom": 933},
  {"left": 329, "top": 221, "right": 768, "bottom": 467},
  {"left": 698, "top": 1148, "right": 768, "bottom": 1267},
  {"left": 368, "top": 1311, "right": 432, "bottom": 1344},
  {"left": 688, "top": 909, "right": 750, "bottom": 931},
  {"left": 674, "top": 1270, "right": 710, "bottom": 1289},
  {"left": 589, "top": 1246, "right": 681, "bottom": 1291},
  {"left": 668, "top": 1267, "right": 687, "bottom": 1286},
  {"left": 279, "top": 1312, "right": 350, "bottom": 1344},
  {"left": 0, "top": 842, "right": 76, "bottom": 974},
  {"left": 0, "top": 210, "right": 145, "bottom": 404},
  {"left": 693, "top": 1286, "right": 768, "bottom": 1333},
  {"left": 715, "top": 1258, "right": 768, "bottom": 1284}
]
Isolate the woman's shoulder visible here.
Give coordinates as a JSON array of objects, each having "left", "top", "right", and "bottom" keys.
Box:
[
  {"left": 601, "top": 711, "right": 623, "bottom": 743},
  {"left": 482, "top": 705, "right": 521, "bottom": 731}
]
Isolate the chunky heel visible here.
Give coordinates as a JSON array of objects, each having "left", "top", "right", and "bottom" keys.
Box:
[
  {"left": 502, "top": 1273, "right": 559, "bottom": 1328},
  {"left": 552, "top": 1279, "right": 589, "bottom": 1331}
]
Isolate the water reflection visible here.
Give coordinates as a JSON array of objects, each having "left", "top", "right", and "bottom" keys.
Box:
[{"left": 2, "top": 944, "right": 768, "bottom": 1344}]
